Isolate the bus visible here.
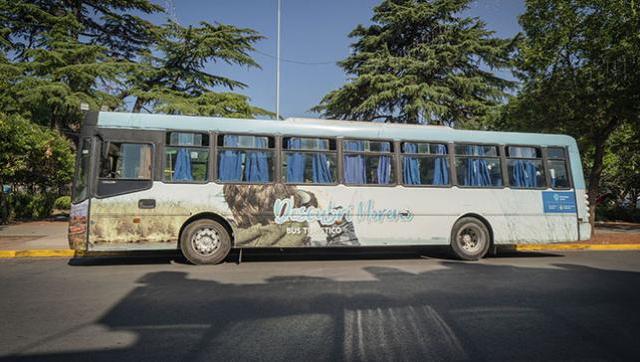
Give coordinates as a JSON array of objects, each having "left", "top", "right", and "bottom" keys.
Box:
[{"left": 69, "top": 111, "right": 591, "bottom": 264}]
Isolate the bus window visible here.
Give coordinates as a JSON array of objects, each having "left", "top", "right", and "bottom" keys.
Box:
[
  {"left": 217, "top": 134, "right": 274, "bottom": 183},
  {"left": 343, "top": 140, "right": 395, "bottom": 185},
  {"left": 282, "top": 137, "right": 336, "bottom": 184},
  {"left": 401, "top": 142, "right": 450, "bottom": 186},
  {"left": 72, "top": 137, "right": 92, "bottom": 203},
  {"left": 506, "top": 146, "right": 545, "bottom": 189},
  {"left": 99, "top": 143, "right": 152, "bottom": 180},
  {"left": 455, "top": 144, "right": 503, "bottom": 187},
  {"left": 164, "top": 132, "right": 209, "bottom": 182},
  {"left": 546, "top": 147, "right": 570, "bottom": 189}
]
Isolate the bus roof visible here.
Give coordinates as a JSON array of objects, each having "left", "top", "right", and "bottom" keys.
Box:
[{"left": 95, "top": 111, "right": 577, "bottom": 149}]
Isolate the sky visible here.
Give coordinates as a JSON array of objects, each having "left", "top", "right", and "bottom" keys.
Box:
[{"left": 155, "top": 0, "right": 526, "bottom": 119}]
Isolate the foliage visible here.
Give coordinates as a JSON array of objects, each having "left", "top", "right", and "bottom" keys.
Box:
[
  {"left": 126, "top": 21, "right": 269, "bottom": 117},
  {"left": 0, "top": 0, "right": 269, "bottom": 132},
  {"left": 54, "top": 195, "right": 71, "bottom": 211},
  {"left": 0, "top": 113, "right": 74, "bottom": 222},
  {"left": 600, "top": 123, "right": 640, "bottom": 207},
  {"left": 0, "top": 113, "right": 74, "bottom": 188},
  {"left": 495, "top": 0, "right": 640, "bottom": 224},
  {"left": 314, "top": 0, "right": 516, "bottom": 126},
  {"left": 596, "top": 205, "right": 640, "bottom": 224},
  {"left": 7, "top": 191, "right": 57, "bottom": 220}
]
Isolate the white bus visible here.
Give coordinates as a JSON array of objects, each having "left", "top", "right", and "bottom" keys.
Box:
[{"left": 69, "top": 112, "right": 591, "bottom": 264}]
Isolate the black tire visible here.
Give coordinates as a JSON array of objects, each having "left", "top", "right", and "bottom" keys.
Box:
[
  {"left": 450, "top": 217, "right": 491, "bottom": 261},
  {"left": 180, "top": 219, "right": 231, "bottom": 265}
]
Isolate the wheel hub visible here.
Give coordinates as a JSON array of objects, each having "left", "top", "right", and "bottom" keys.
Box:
[
  {"left": 191, "top": 228, "right": 220, "bottom": 256},
  {"left": 457, "top": 226, "right": 482, "bottom": 253}
]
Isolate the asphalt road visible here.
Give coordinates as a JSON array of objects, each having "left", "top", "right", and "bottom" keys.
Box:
[{"left": 1, "top": 250, "right": 640, "bottom": 361}]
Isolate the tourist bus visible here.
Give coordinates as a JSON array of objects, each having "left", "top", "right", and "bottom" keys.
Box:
[{"left": 69, "top": 112, "right": 591, "bottom": 264}]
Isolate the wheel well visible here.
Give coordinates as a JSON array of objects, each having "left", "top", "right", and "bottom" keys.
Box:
[
  {"left": 455, "top": 213, "right": 494, "bottom": 246},
  {"left": 179, "top": 212, "right": 235, "bottom": 247}
]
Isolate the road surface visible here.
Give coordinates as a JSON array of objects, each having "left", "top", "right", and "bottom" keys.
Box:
[{"left": 1, "top": 250, "right": 639, "bottom": 361}]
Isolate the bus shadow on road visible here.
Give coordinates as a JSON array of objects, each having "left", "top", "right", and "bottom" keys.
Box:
[
  {"left": 67, "top": 246, "right": 562, "bottom": 267},
  {"left": 5, "top": 261, "right": 640, "bottom": 361}
]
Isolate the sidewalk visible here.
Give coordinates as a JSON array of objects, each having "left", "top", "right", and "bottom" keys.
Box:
[
  {"left": 1, "top": 220, "right": 639, "bottom": 257},
  {"left": 0, "top": 221, "right": 68, "bottom": 251}
]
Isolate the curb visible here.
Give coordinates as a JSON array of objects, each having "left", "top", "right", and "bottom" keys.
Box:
[
  {"left": 513, "top": 243, "right": 640, "bottom": 252},
  {"left": 0, "top": 244, "right": 639, "bottom": 259}
]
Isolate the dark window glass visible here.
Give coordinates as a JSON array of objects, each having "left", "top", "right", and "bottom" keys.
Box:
[
  {"left": 283, "top": 137, "right": 334, "bottom": 151},
  {"left": 167, "top": 132, "right": 209, "bottom": 147},
  {"left": 455, "top": 144, "right": 498, "bottom": 157},
  {"left": 506, "top": 146, "right": 545, "bottom": 188},
  {"left": 402, "top": 142, "right": 448, "bottom": 155},
  {"left": 283, "top": 137, "right": 336, "bottom": 184},
  {"left": 217, "top": 134, "right": 274, "bottom": 183},
  {"left": 507, "top": 146, "right": 541, "bottom": 158},
  {"left": 343, "top": 140, "right": 394, "bottom": 185},
  {"left": 401, "top": 142, "right": 449, "bottom": 185},
  {"left": 73, "top": 138, "right": 92, "bottom": 202},
  {"left": 548, "top": 160, "right": 570, "bottom": 188},
  {"left": 507, "top": 159, "right": 545, "bottom": 188},
  {"left": 455, "top": 144, "right": 502, "bottom": 187},
  {"left": 455, "top": 157, "right": 503, "bottom": 187},
  {"left": 547, "top": 147, "right": 566, "bottom": 159},
  {"left": 164, "top": 148, "right": 209, "bottom": 182},
  {"left": 99, "top": 143, "right": 152, "bottom": 180}
]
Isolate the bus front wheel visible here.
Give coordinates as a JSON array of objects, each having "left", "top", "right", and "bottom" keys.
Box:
[
  {"left": 450, "top": 217, "right": 491, "bottom": 261},
  {"left": 180, "top": 219, "right": 231, "bottom": 265}
]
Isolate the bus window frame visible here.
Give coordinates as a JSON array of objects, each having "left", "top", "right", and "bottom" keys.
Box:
[
  {"left": 94, "top": 140, "right": 155, "bottom": 199},
  {"left": 214, "top": 132, "right": 278, "bottom": 185},
  {"left": 341, "top": 138, "right": 398, "bottom": 187},
  {"left": 280, "top": 135, "right": 339, "bottom": 186},
  {"left": 160, "top": 129, "right": 211, "bottom": 185},
  {"left": 543, "top": 146, "right": 573, "bottom": 190},
  {"left": 453, "top": 141, "right": 506, "bottom": 189},
  {"left": 398, "top": 139, "right": 453, "bottom": 188},
  {"left": 504, "top": 144, "right": 548, "bottom": 190}
]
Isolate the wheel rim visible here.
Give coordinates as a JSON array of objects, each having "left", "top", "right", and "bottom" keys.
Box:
[
  {"left": 456, "top": 223, "right": 485, "bottom": 254},
  {"left": 190, "top": 227, "right": 221, "bottom": 256}
]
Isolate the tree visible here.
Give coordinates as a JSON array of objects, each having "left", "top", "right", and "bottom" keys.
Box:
[
  {"left": 0, "top": 113, "right": 74, "bottom": 222},
  {"left": 124, "top": 21, "right": 271, "bottom": 117},
  {"left": 314, "top": 0, "right": 516, "bottom": 126},
  {"left": 498, "top": 0, "right": 640, "bottom": 225},
  {"left": 0, "top": 1, "right": 270, "bottom": 131}
]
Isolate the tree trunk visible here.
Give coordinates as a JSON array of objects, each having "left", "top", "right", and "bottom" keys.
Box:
[
  {"left": 132, "top": 97, "right": 145, "bottom": 113},
  {"left": 587, "top": 140, "right": 606, "bottom": 227}
]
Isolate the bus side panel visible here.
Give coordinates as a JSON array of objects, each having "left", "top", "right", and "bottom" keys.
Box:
[
  {"left": 88, "top": 183, "right": 231, "bottom": 251},
  {"left": 87, "top": 183, "right": 581, "bottom": 250}
]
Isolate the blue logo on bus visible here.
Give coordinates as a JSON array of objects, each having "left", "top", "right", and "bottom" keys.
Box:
[{"left": 542, "top": 191, "right": 576, "bottom": 213}]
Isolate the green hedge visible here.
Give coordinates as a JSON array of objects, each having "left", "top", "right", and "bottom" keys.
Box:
[
  {"left": 6, "top": 191, "right": 57, "bottom": 220},
  {"left": 596, "top": 205, "right": 640, "bottom": 223},
  {"left": 53, "top": 196, "right": 71, "bottom": 210}
]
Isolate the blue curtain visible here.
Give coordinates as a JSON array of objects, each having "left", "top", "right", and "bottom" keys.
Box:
[
  {"left": 286, "top": 138, "right": 305, "bottom": 182},
  {"left": 218, "top": 135, "right": 243, "bottom": 181},
  {"left": 403, "top": 143, "right": 421, "bottom": 185},
  {"left": 173, "top": 148, "right": 193, "bottom": 181},
  {"left": 376, "top": 142, "right": 391, "bottom": 184},
  {"left": 433, "top": 144, "right": 449, "bottom": 185},
  {"left": 512, "top": 160, "right": 538, "bottom": 187},
  {"left": 312, "top": 139, "right": 333, "bottom": 183},
  {"left": 344, "top": 141, "right": 366, "bottom": 184},
  {"left": 464, "top": 145, "right": 493, "bottom": 186},
  {"left": 245, "top": 137, "right": 270, "bottom": 182}
]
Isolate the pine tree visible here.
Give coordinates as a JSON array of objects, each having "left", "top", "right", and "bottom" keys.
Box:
[
  {"left": 125, "top": 21, "right": 271, "bottom": 117},
  {"left": 314, "top": 0, "right": 515, "bottom": 126}
]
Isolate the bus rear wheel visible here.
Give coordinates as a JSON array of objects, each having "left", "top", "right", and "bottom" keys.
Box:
[
  {"left": 180, "top": 219, "right": 231, "bottom": 265},
  {"left": 450, "top": 217, "right": 490, "bottom": 261}
]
